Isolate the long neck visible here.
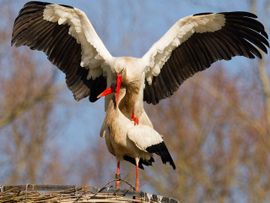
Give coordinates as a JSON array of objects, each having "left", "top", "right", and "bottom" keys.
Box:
[
  {"left": 105, "top": 98, "right": 117, "bottom": 126},
  {"left": 106, "top": 88, "right": 126, "bottom": 118},
  {"left": 120, "top": 80, "right": 144, "bottom": 117},
  {"left": 106, "top": 97, "right": 117, "bottom": 115}
]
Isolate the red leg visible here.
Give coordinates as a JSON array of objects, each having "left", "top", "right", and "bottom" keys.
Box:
[
  {"left": 131, "top": 112, "right": 139, "bottom": 125},
  {"left": 115, "top": 161, "right": 120, "bottom": 189},
  {"left": 135, "top": 159, "right": 140, "bottom": 192}
]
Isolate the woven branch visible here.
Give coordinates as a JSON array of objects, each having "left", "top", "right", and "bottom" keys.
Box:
[{"left": 0, "top": 184, "right": 179, "bottom": 203}]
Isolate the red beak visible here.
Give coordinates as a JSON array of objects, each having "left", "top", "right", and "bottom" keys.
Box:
[
  {"left": 115, "top": 73, "right": 122, "bottom": 104},
  {"left": 97, "top": 73, "right": 123, "bottom": 103},
  {"left": 97, "top": 87, "right": 113, "bottom": 98}
]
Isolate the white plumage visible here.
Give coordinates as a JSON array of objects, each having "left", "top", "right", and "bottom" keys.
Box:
[{"left": 127, "top": 126, "right": 163, "bottom": 152}]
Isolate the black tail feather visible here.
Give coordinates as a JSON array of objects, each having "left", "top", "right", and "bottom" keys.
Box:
[
  {"left": 146, "top": 142, "right": 176, "bottom": 170},
  {"left": 123, "top": 155, "right": 155, "bottom": 170}
]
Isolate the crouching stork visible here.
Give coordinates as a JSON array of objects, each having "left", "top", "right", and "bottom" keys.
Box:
[{"left": 99, "top": 86, "right": 175, "bottom": 192}]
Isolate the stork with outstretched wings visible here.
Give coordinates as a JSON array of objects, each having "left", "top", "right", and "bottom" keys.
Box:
[{"left": 11, "top": 2, "right": 269, "bottom": 125}]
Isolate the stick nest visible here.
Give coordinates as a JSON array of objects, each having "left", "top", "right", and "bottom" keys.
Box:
[{"left": 0, "top": 184, "right": 179, "bottom": 203}]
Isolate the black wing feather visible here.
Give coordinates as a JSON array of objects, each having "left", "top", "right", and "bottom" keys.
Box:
[
  {"left": 11, "top": 1, "right": 107, "bottom": 102},
  {"left": 144, "top": 11, "right": 269, "bottom": 104}
]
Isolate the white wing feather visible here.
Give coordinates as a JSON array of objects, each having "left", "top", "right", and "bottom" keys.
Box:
[
  {"left": 43, "top": 4, "right": 113, "bottom": 79},
  {"left": 142, "top": 13, "right": 225, "bottom": 85},
  {"left": 127, "top": 125, "right": 163, "bottom": 152}
]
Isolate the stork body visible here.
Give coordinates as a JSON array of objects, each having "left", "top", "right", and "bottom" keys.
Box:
[
  {"left": 12, "top": 1, "right": 269, "bottom": 126},
  {"left": 107, "top": 57, "right": 151, "bottom": 126},
  {"left": 103, "top": 88, "right": 175, "bottom": 191}
]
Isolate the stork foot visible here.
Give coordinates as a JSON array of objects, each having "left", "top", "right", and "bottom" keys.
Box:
[{"left": 115, "top": 173, "right": 121, "bottom": 189}]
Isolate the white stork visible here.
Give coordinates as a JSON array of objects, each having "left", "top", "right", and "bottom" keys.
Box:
[
  {"left": 12, "top": 1, "right": 269, "bottom": 125},
  {"left": 99, "top": 86, "right": 175, "bottom": 192}
]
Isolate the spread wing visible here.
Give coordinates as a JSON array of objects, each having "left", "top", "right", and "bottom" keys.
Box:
[
  {"left": 143, "top": 12, "right": 269, "bottom": 104},
  {"left": 12, "top": 1, "right": 113, "bottom": 102}
]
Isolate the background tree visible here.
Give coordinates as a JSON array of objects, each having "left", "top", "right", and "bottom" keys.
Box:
[{"left": 0, "top": 1, "right": 62, "bottom": 183}]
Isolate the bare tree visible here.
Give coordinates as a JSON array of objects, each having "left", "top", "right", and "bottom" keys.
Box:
[
  {"left": 249, "top": 0, "right": 270, "bottom": 132},
  {"left": 0, "top": 2, "right": 62, "bottom": 184}
]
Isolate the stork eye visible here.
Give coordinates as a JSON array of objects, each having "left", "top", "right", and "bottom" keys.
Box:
[{"left": 116, "top": 67, "right": 124, "bottom": 74}]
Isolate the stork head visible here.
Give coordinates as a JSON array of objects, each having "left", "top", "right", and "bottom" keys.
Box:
[
  {"left": 114, "top": 57, "right": 131, "bottom": 79},
  {"left": 97, "top": 73, "right": 123, "bottom": 105},
  {"left": 115, "top": 66, "right": 125, "bottom": 75}
]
